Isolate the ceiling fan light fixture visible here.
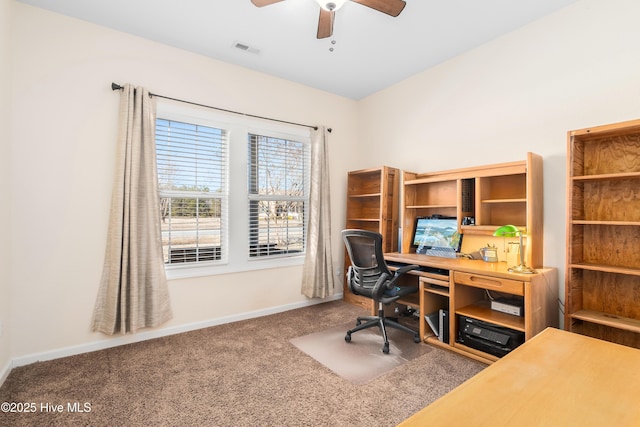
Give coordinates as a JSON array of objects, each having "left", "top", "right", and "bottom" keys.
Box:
[{"left": 314, "top": 0, "right": 349, "bottom": 11}]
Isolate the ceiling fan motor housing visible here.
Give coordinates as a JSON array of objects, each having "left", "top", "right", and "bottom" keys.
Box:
[{"left": 316, "top": 0, "right": 348, "bottom": 11}]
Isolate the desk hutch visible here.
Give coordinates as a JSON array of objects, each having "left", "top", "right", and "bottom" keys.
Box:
[{"left": 401, "top": 152, "right": 543, "bottom": 268}]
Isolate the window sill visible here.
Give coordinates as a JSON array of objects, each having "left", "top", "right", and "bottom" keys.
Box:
[{"left": 164, "top": 255, "right": 306, "bottom": 280}]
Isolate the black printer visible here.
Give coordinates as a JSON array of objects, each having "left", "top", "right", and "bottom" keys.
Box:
[{"left": 458, "top": 315, "right": 525, "bottom": 358}]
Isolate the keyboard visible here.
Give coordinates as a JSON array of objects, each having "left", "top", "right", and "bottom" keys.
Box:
[
  {"left": 417, "top": 265, "right": 450, "bottom": 276},
  {"left": 425, "top": 247, "right": 457, "bottom": 259}
]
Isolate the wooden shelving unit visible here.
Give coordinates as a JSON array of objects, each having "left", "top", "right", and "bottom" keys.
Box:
[
  {"left": 565, "top": 118, "right": 640, "bottom": 348},
  {"left": 343, "top": 166, "right": 400, "bottom": 310},
  {"left": 401, "top": 153, "right": 543, "bottom": 268}
]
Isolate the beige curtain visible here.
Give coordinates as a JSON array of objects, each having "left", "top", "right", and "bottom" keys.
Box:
[
  {"left": 92, "top": 84, "right": 172, "bottom": 335},
  {"left": 301, "top": 126, "right": 334, "bottom": 298}
]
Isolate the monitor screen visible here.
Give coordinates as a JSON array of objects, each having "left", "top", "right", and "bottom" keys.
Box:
[{"left": 412, "top": 217, "right": 462, "bottom": 254}]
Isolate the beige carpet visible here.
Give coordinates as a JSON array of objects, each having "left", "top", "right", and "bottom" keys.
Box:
[
  {"left": 291, "top": 322, "right": 431, "bottom": 384},
  {"left": 0, "top": 301, "right": 485, "bottom": 427}
]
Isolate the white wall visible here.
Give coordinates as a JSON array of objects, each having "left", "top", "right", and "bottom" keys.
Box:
[
  {"left": 9, "top": 3, "right": 357, "bottom": 362},
  {"left": 358, "top": 0, "right": 640, "bottom": 317},
  {"left": 0, "top": 0, "right": 13, "bottom": 379}
]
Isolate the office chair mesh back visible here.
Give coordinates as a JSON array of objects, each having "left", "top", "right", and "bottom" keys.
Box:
[{"left": 342, "top": 232, "right": 390, "bottom": 299}]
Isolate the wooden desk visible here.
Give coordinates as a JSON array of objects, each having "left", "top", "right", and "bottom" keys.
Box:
[
  {"left": 385, "top": 252, "right": 541, "bottom": 281},
  {"left": 384, "top": 252, "right": 558, "bottom": 363},
  {"left": 398, "top": 328, "right": 640, "bottom": 426}
]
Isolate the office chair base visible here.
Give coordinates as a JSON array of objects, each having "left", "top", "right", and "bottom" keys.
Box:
[{"left": 345, "top": 309, "right": 420, "bottom": 354}]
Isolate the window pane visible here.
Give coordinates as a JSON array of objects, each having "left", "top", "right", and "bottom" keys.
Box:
[
  {"left": 156, "top": 118, "right": 227, "bottom": 265},
  {"left": 248, "top": 200, "right": 305, "bottom": 257},
  {"left": 160, "top": 197, "right": 224, "bottom": 264},
  {"left": 249, "top": 135, "right": 306, "bottom": 196},
  {"left": 156, "top": 119, "right": 226, "bottom": 193},
  {"left": 248, "top": 134, "right": 309, "bottom": 258}
]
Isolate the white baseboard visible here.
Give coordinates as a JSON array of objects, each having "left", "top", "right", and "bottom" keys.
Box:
[
  {"left": 0, "top": 359, "right": 11, "bottom": 387},
  {"left": 9, "top": 294, "right": 343, "bottom": 371}
]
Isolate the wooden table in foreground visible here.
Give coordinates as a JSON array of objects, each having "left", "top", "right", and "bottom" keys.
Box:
[{"left": 398, "top": 328, "right": 640, "bottom": 426}]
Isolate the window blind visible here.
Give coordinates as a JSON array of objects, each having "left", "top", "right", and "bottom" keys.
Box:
[
  {"left": 248, "top": 134, "right": 309, "bottom": 258},
  {"left": 156, "top": 118, "right": 228, "bottom": 264}
]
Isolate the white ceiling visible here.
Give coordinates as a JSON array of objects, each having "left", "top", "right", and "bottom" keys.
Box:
[{"left": 17, "top": 0, "right": 579, "bottom": 100}]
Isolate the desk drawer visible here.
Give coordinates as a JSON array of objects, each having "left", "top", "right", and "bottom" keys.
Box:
[{"left": 454, "top": 272, "right": 524, "bottom": 296}]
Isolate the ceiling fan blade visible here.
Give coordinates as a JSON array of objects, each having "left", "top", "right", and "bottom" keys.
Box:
[
  {"left": 317, "top": 9, "right": 334, "bottom": 39},
  {"left": 352, "top": 0, "right": 406, "bottom": 17},
  {"left": 251, "top": 0, "right": 285, "bottom": 7}
]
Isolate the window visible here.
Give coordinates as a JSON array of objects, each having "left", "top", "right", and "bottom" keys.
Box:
[
  {"left": 155, "top": 101, "right": 311, "bottom": 278},
  {"left": 156, "top": 118, "right": 228, "bottom": 265},
  {"left": 248, "top": 134, "right": 310, "bottom": 258}
]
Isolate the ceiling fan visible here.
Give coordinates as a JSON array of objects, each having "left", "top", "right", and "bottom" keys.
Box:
[{"left": 250, "top": 0, "right": 406, "bottom": 39}]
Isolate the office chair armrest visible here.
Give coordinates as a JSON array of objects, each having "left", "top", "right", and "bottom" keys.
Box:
[
  {"left": 393, "top": 264, "right": 419, "bottom": 276},
  {"left": 372, "top": 272, "right": 391, "bottom": 296},
  {"left": 385, "top": 264, "right": 419, "bottom": 291}
]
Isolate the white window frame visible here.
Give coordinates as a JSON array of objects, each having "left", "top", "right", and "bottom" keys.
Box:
[
  {"left": 156, "top": 101, "right": 311, "bottom": 280},
  {"left": 247, "top": 132, "right": 310, "bottom": 259}
]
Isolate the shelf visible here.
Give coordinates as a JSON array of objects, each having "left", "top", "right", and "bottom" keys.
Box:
[
  {"left": 405, "top": 177, "right": 457, "bottom": 185},
  {"left": 569, "top": 263, "right": 640, "bottom": 276},
  {"left": 397, "top": 294, "right": 420, "bottom": 308},
  {"left": 571, "top": 220, "right": 640, "bottom": 226},
  {"left": 419, "top": 274, "right": 450, "bottom": 286},
  {"left": 463, "top": 224, "right": 525, "bottom": 231},
  {"left": 481, "top": 198, "right": 526, "bottom": 204},
  {"left": 348, "top": 192, "right": 382, "bottom": 198},
  {"left": 346, "top": 218, "right": 381, "bottom": 222},
  {"left": 572, "top": 172, "right": 640, "bottom": 181},
  {"left": 570, "top": 119, "right": 640, "bottom": 138},
  {"left": 424, "top": 286, "right": 449, "bottom": 297},
  {"left": 405, "top": 204, "right": 457, "bottom": 209},
  {"left": 460, "top": 227, "right": 496, "bottom": 236},
  {"left": 452, "top": 342, "right": 500, "bottom": 364},
  {"left": 570, "top": 310, "right": 640, "bottom": 334},
  {"left": 456, "top": 301, "right": 525, "bottom": 332},
  {"left": 423, "top": 335, "right": 442, "bottom": 345}
]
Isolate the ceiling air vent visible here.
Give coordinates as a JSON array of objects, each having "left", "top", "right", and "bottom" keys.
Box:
[{"left": 233, "top": 41, "right": 260, "bottom": 55}]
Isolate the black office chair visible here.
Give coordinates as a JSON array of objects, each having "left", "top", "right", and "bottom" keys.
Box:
[{"left": 342, "top": 229, "right": 421, "bottom": 354}]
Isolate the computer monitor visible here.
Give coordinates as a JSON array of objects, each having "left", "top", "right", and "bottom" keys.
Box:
[{"left": 411, "top": 216, "right": 462, "bottom": 255}]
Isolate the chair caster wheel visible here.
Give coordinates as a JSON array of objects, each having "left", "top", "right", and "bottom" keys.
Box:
[
  {"left": 382, "top": 343, "right": 389, "bottom": 354},
  {"left": 414, "top": 335, "right": 421, "bottom": 343},
  {"left": 345, "top": 333, "right": 351, "bottom": 343}
]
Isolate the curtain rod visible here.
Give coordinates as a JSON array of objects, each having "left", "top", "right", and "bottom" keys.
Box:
[{"left": 111, "top": 83, "right": 331, "bottom": 132}]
